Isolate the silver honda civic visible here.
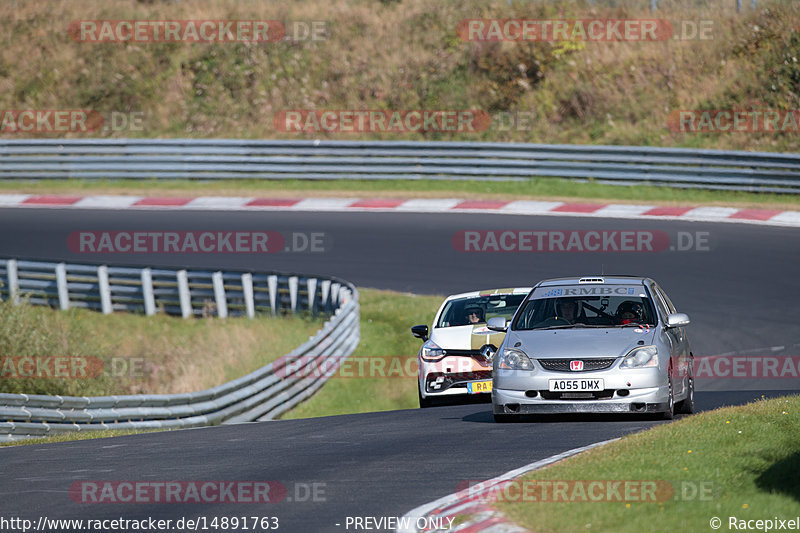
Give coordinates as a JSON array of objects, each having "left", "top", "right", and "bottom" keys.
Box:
[{"left": 489, "top": 276, "right": 694, "bottom": 423}]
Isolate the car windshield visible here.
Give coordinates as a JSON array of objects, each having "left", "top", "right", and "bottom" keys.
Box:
[
  {"left": 511, "top": 287, "right": 656, "bottom": 331},
  {"left": 436, "top": 293, "right": 527, "bottom": 328}
]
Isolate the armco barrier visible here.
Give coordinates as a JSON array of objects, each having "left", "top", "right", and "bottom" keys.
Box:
[
  {"left": 0, "top": 139, "right": 799, "bottom": 193},
  {"left": 0, "top": 259, "right": 360, "bottom": 441},
  {"left": 0, "top": 259, "right": 343, "bottom": 318}
]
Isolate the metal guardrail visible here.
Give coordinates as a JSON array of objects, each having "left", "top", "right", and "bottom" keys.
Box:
[
  {"left": 0, "top": 259, "right": 360, "bottom": 441},
  {"left": 0, "top": 259, "right": 345, "bottom": 318},
  {"left": 0, "top": 139, "right": 798, "bottom": 194}
]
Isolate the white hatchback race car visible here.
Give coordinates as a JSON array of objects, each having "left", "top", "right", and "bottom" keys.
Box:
[{"left": 411, "top": 288, "right": 532, "bottom": 407}]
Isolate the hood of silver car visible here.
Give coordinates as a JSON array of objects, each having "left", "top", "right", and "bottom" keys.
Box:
[{"left": 505, "top": 327, "right": 656, "bottom": 359}]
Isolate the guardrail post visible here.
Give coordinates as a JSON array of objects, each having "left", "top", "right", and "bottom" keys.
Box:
[
  {"left": 736, "top": 0, "right": 742, "bottom": 12},
  {"left": 650, "top": 0, "right": 657, "bottom": 12},
  {"left": 242, "top": 273, "right": 255, "bottom": 319},
  {"left": 288, "top": 276, "right": 298, "bottom": 312},
  {"left": 141, "top": 268, "right": 156, "bottom": 316},
  {"left": 177, "top": 270, "right": 191, "bottom": 318},
  {"left": 320, "top": 279, "right": 331, "bottom": 312},
  {"left": 268, "top": 274, "right": 278, "bottom": 314},
  {"left": 306, "top": 278, "right": 318, "bottom": 313},
  {"left": 56, "top": 263, "right": 69, "bottom": 310},
  {"left": 7, "top": 259, "right": 19, "bottom": 305},
  {"left": 212, "top": 271, "right": 228, "bottom": 319},
  {"left": 97, "top": 265, "right": 112, "bottom": 314}
]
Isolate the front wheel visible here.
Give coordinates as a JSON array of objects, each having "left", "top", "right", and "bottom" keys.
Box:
[
  {"left": 676, "top": 377, "right": 695, "bottom": 414},
  {"left": 662, "top": 378, "right": 675, "bottom": 420},
  {"left": 418, "top": 387, "right": 434, "bottom": 408}
]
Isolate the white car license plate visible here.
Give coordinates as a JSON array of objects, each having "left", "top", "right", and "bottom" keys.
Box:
[
  {"left": 548, "top": 378, "right": 604, "bottom": 392},
  {"left": 467, "top": 380, "right": 492, "bottom": 394}
]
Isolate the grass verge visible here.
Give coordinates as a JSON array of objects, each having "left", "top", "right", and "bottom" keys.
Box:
[
  {"left": 282, "top": 288, "right": 442, "bottom": 418},
  {"left": 0, "top": 429, "right": 159, "bottom": 447},
  {"left": 1, "top": 178, "right": 798, "bottom": 210},
  {"left": 0, "top": 299, "right": 324, "bottom": 397},
  {"left": 495, "top": 396, "right": 800, "bottom": 532}
]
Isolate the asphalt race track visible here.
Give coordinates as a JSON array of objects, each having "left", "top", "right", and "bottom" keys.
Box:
[{"left": 1, "top": 207, "right": 798, "bottom": 532}]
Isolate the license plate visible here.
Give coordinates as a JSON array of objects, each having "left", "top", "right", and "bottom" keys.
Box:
[
  {"left": 467, "top": 380, "right": 492, "bottom": 394},
  {"left": 548, "top": 378, "right": 604, "bottom": 392}
]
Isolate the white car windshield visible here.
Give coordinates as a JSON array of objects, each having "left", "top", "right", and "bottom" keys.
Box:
[{"left": 437, "top": 294, "right": 527, "bottom": 328}]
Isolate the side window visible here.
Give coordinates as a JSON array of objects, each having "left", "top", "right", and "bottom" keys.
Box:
[
  {"left": 654, "top": 285, "right": 676, "bottom": 314},
  {"left": 649, "top": 284, "right": 669, "bottom": 321}
]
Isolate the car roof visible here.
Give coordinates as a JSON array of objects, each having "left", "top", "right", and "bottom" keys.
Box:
[
  {"left": 535, "top": 276, "right": 653, "bottom": 287},
  {"left": 444, "top": 287, "right": 533, "bottom": 301}
]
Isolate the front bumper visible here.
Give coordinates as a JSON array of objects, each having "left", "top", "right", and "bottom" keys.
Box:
[
  {"left": 419, "top": 355, "right": 491, "bottom": 398},
  {"left": 492, "top": 387, "right": 669, "bottom": 414},
  {"left": 492, "top": 366, "right": 670, "bottom": 414}
]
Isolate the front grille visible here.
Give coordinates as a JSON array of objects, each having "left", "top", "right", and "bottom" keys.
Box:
[
  {"left": 426, "top": 370, "right": 491, "bottom": 393},
  {"left": 540, "top": 389, "right": 616, "bottom": 400},
  {"left": 537, "top": 358, "right": 617, "bottom": 372},
  {"left": 442, "top": 349, "right": 479, "bottom": 356}
]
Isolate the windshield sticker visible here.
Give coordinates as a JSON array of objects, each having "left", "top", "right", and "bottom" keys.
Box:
[
  {"left": 540, "top": 288, "right": 563, "bottom": 298},
  {"left": 533, "top": 286, "right": 640, "bottom": 298}
]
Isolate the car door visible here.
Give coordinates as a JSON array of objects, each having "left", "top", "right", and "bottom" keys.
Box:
[{"left": 652, "top": 283, "right": 690, "bottom": 395}]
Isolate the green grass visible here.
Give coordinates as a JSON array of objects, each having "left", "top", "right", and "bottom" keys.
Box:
[
  {"left": 282, "top": 288, "right": 443, "bottom": 418},
  {"left": 1, "top": 178, "right": 798, "bottom": 210},
  {"left": 495, "top": 396, "right": 800, "bottom": 533},
  {"left": 2, "top": 1, "right": 800, "bottom": 154},
  {"left": 0, "top": 429, "right": 160, "bottom": 447},
  {"left": 0, "top": 299, "right": 324, "bottom": 397},
  {"left": 1, "top": 288, "right": 441, "bottom": 445}
]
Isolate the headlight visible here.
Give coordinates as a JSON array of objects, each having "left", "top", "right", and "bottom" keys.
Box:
[
  {"left": 420, "top": 340, "right": 445, "bottom": 362},
  {"left": 620, "top": 345, "right": 659, "bottom": 368},
  {"left": 498, "top": 348, "right": 535, "bottom": 371}
]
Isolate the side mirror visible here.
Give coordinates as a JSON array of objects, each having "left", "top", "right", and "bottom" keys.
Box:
[
  {"left": 487, "top": 317, "right": 507, "bottom": 332},
  {"left": 666, "top": 313, "right": 690, "bottom": 328},
  {"left": 411, "top": 325, "right": 429, "bottom": 341}
]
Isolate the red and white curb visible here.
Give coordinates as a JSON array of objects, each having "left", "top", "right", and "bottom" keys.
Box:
[
  {"left": 397, "top": 439, "right": 618, "bottom": 533},
  {"left": 1, "top": 194, "right": 799, "bottom": 227}
]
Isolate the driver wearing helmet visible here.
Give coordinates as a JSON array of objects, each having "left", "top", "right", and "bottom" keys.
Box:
[
  {"left": 555, "top": 299, "right": 579, "bottom": 323},
  {"left": 616, "top": 300, "right": 644, "bottom": 325},
  {"left": 464, "top": 306, "right": 485, "bottom": 324}
]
